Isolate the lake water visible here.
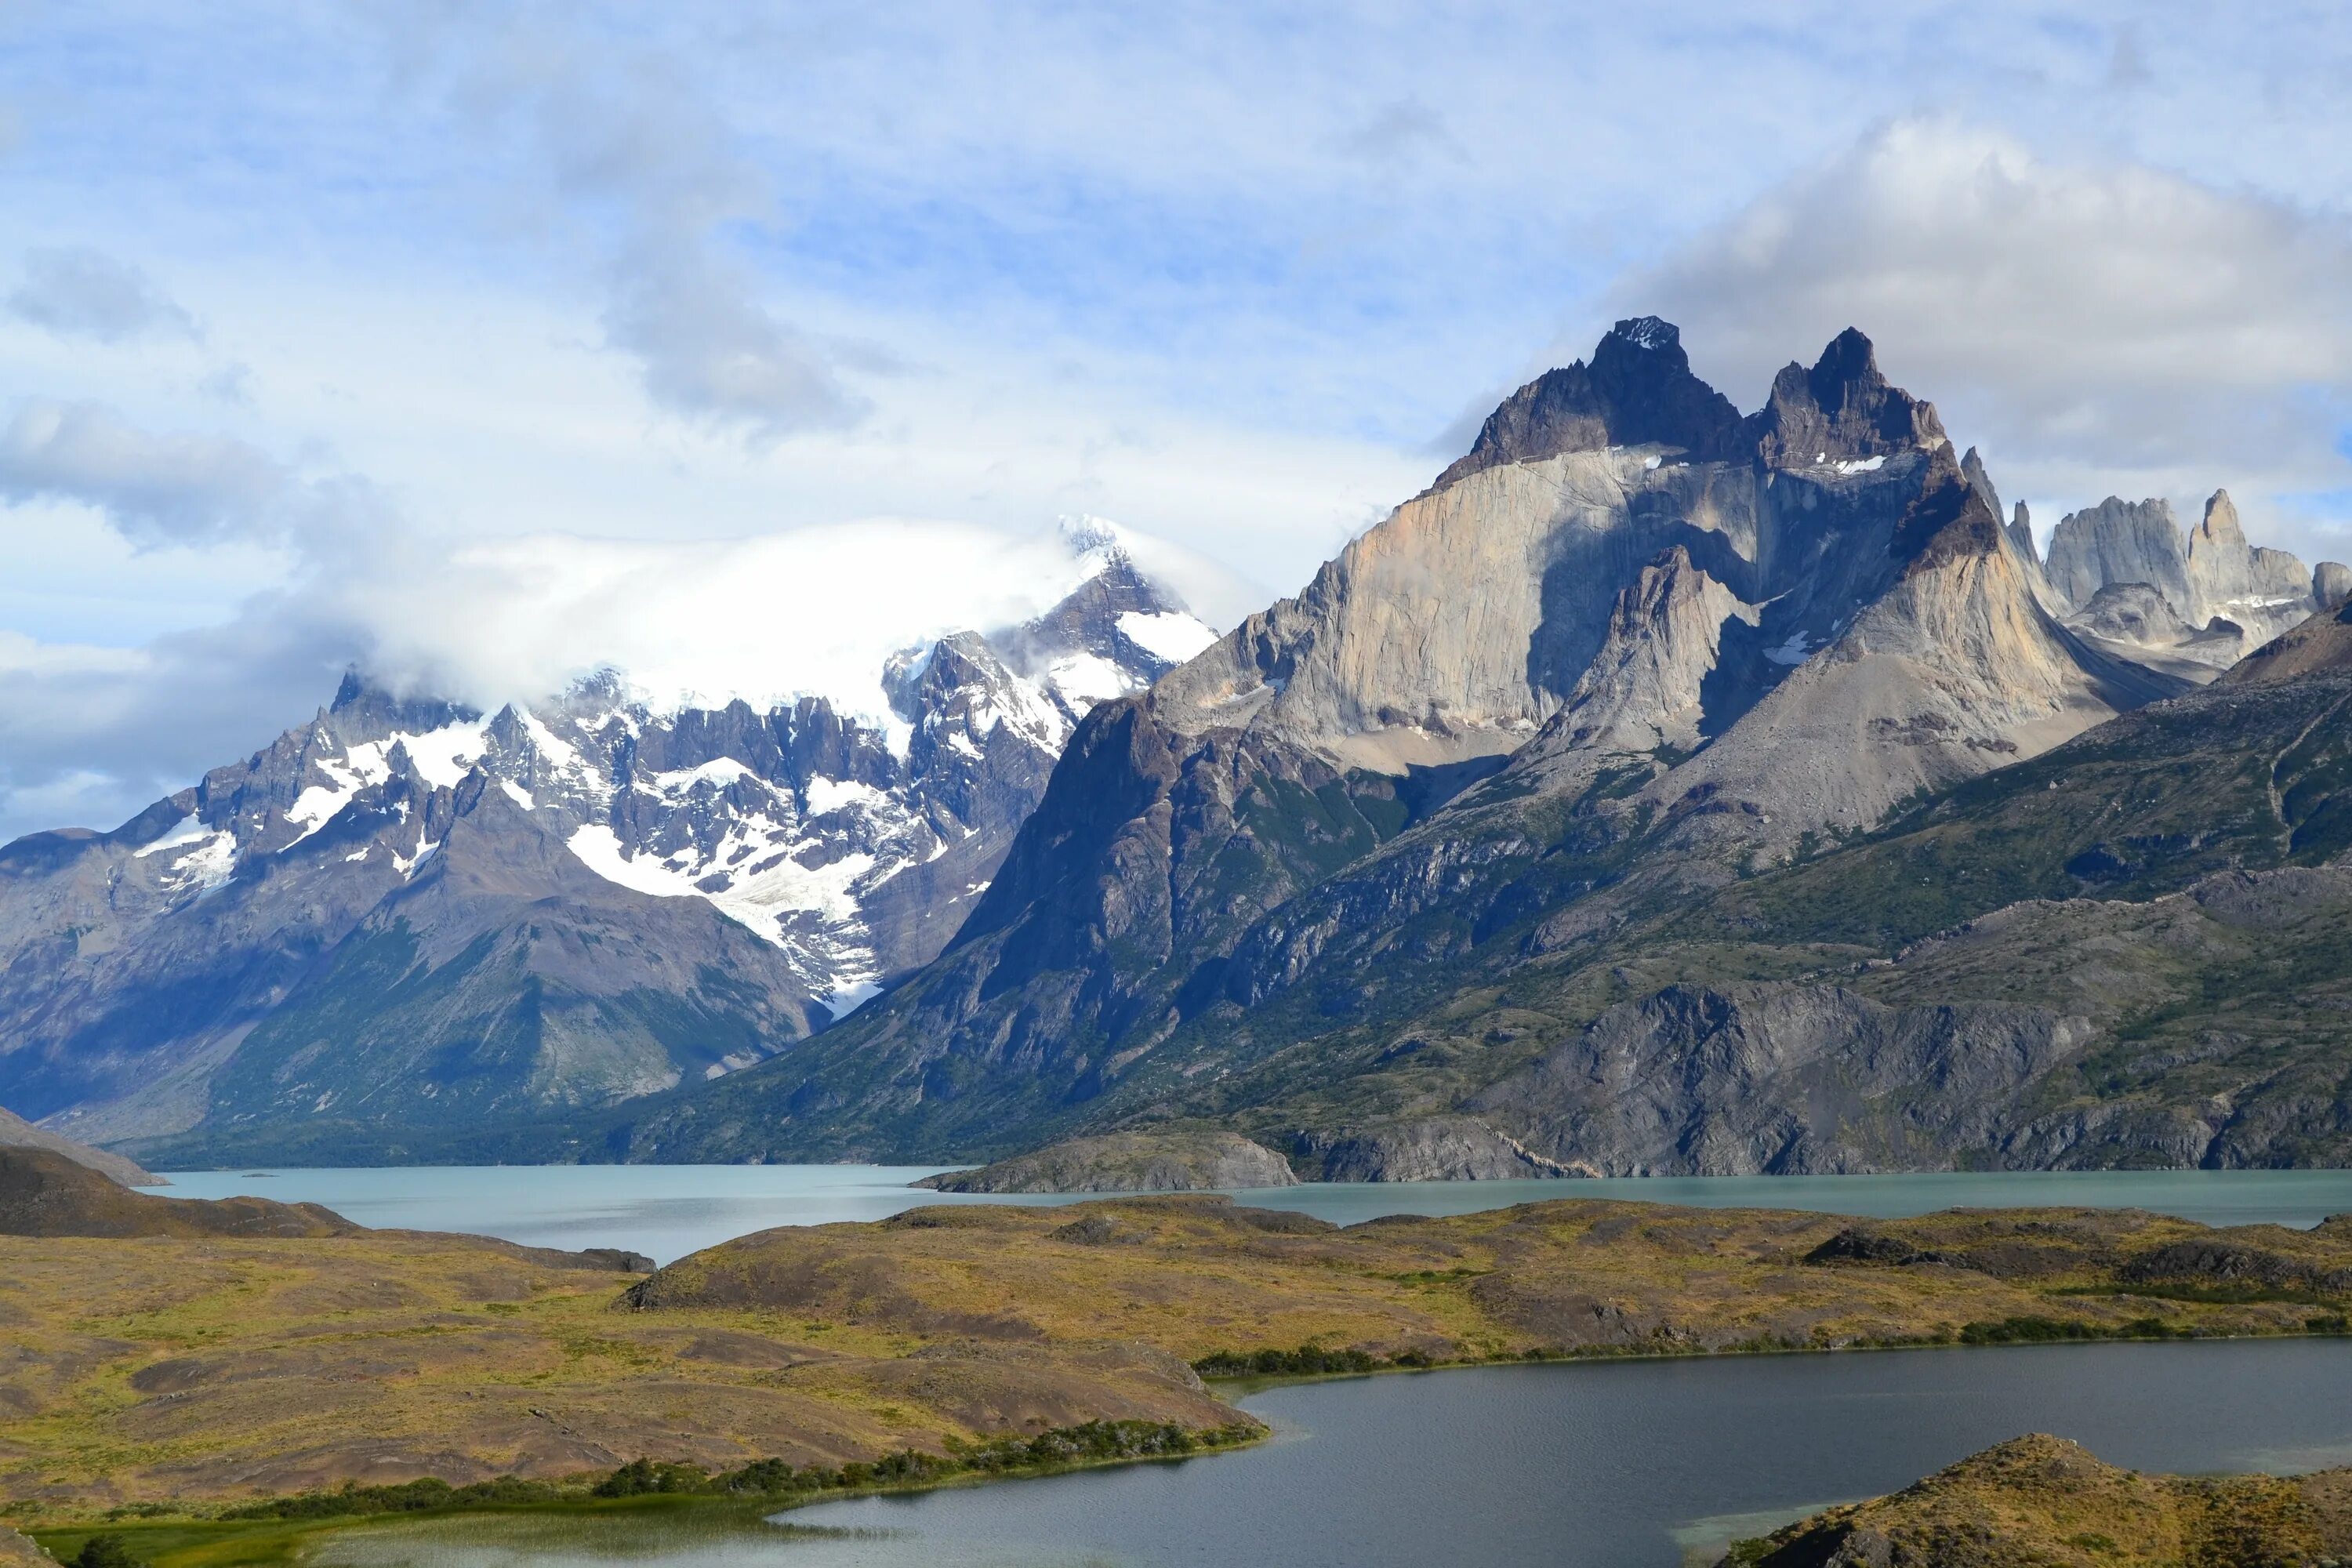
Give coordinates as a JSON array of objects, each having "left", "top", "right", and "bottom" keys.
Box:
[
  {"left": 158, "top": 1163, "right": 2352, "bottom": 1265},
  {"left": 311, "top": 1339, "right": 2352, "bottom": 1568}
]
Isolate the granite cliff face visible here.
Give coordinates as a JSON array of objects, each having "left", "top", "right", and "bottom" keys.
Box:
[
  {"left": 2043, "top": 488, "right": 2342, "bottom": 675},
  {"left": 0, "top": 532, "right": 1213, "bottom": 1164},
  {"left": 604, "top": 321, "right": 2346, "bottom": 1175}
]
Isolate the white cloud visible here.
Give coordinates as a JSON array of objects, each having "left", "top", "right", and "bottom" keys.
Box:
[
  {"left": 1615, "top": 118, "right": 2352, "bottom": 554},
  {"left": 343, "top": 518, "right": 1154, "bottom": 720},
  {"left": 7, "top": 245, "right": 197, "bottom": 343}
]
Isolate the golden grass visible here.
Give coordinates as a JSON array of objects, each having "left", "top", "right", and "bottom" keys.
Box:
[{"left": 6, "top": 1195, "right": 2349, "bottom": 1529}]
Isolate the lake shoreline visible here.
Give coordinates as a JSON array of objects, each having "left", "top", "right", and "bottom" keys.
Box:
[
  {"left": 34, "top": 1327, "right": 2352, "bottom": 1565},
  {"left": 27, "top": 1431, "right": 1276, "bottom": 1568}
]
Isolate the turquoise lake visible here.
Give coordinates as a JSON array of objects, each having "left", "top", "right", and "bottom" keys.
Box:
[{"left": 159, "top": 1162, "right": 2352, "bottom": 1265}]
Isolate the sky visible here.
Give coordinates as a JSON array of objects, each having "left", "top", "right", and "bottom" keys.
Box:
[{"left": 2, "top": 2, "right": 2350, "bottom": 841}]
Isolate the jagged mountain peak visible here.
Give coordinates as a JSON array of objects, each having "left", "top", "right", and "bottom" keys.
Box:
[
  {"left": 2193, "top": 487, "right": 2244, "bottom": 550},
  {"left": 1748, "top": 325, "right": 1947, "bottom": 466},
  {"left": 0, "top": 526, "right": 1224, "bottom": 1155},
  {"left": 1432, "top": 315, "right": 1743, "bottom": 489},
  {"left": 2047, "top": 486, "right": 2319, "bottom": 673}
]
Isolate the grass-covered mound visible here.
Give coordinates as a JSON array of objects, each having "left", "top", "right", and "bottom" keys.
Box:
[{"left": 1723, "top": 1433, "right": 2352, "bottom": 1566}]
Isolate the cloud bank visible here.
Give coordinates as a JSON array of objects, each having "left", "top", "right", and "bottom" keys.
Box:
[{"left": 1617, "top": 120, "right": 2352, "bottom": 547}]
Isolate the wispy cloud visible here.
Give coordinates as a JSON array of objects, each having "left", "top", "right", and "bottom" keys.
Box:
[
  {"left": 378, "top": 5, "right": 868, "bottom": 443},
  {"left": 0, "top": 399, "right": 392, "bottom": 551},
  {"left": 7, "top": 245, "right": 197, "bottom": 343}
]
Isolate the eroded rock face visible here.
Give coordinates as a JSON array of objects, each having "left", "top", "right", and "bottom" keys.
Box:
[
  {"left": 2314, "top": 560, "right": 2352, "bottom": 612},
  {"left": 917, "top": 1130, "right": 1298, "bottom": 1193},
  {"left": 1294, "top": 1117, "right": 1572, "bottom": 1181},
  {"left": 1635, "top": 448, "right": 2176, "bottom": 844},
  {"left": 1468, "top": 984, "right": 2092, "bottom": 1176},
  {"left": 2069, "top": 581, "right": 2194, "bottom": 646},
  {"left": 1531, "top": 546, "right": 1754, "bottom": 758},
  {"left": 2045, "top": 495, "right": 2194, "bottom": 612}
]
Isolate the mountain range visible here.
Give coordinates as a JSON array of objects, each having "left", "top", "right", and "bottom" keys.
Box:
[
  {"left": 0, "top": 523, "right": 1214, "bottom": 1163},
  {"left": 5, "top": 318, "right": 2350, "bottom": 1178}
]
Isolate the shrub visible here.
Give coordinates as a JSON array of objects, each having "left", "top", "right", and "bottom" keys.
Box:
[
  {"left": 592, "top": 1459, "right": 707, "bottom": 1498},
  {"left": 72, "top": 1537, "right": 147, "bottom": 1568}
]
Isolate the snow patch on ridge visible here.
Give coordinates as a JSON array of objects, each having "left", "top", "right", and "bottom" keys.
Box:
[{"left": 1116, "top": 609, "right": 1218, "bottom": 665}]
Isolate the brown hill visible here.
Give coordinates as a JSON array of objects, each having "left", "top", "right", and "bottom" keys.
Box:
[
  {"left": 0, "top": 1105, "right": 159, "bottom": 1187},
  {"left": 0, "top": 1145, "right": 354, "bottom": 1239},
  {"left": 2219, "top": 597, "right": 2352, "bottom": 687}
]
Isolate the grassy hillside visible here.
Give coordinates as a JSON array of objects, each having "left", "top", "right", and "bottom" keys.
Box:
[{"left": 9, "top": 1192, "right": 2352, "bottom": 1523}]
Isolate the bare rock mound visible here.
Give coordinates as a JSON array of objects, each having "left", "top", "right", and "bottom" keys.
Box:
[
  {"left": 918, "top": 1129, "right": 1298, "bottom": 1193},
  {"left": 0, "top": 1104, "right": 161, "bottom": 1187}
]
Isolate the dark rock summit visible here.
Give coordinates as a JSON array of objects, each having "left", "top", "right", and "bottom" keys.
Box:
[
  {"left": 1746, "top": 326, "right": 1947, "bottom": 466},
  {"left": 1432, "top": 316, "right": 1743, "bottom": 488}
]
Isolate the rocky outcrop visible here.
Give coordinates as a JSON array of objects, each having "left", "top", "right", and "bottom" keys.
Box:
[
  {"left": 2069, "top": 581, "right": 2194, "bottom": 647},
  {"left": 917, "top": 1130, "right": 1298, "bottom": 1192},
  {"left": 1528, "top": 546, "right": 1753, "bottom": 758},
  {"left": 0, "top": 1105, "right": 159, "bottom": 1186},
  {"left": 2216, "top": 597, "right": 2352, "bottom": 687},
  {"left": 1293, "top": 1117, "right": 1574, "bottom": 1181},
  {"left": 2316, "top": 560, "right": 2352, "bottom": 612}
]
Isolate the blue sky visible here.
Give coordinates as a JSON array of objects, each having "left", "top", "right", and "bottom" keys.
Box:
[{"left": 2, "top": 2, "right": 2350, "bottom": 839}]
